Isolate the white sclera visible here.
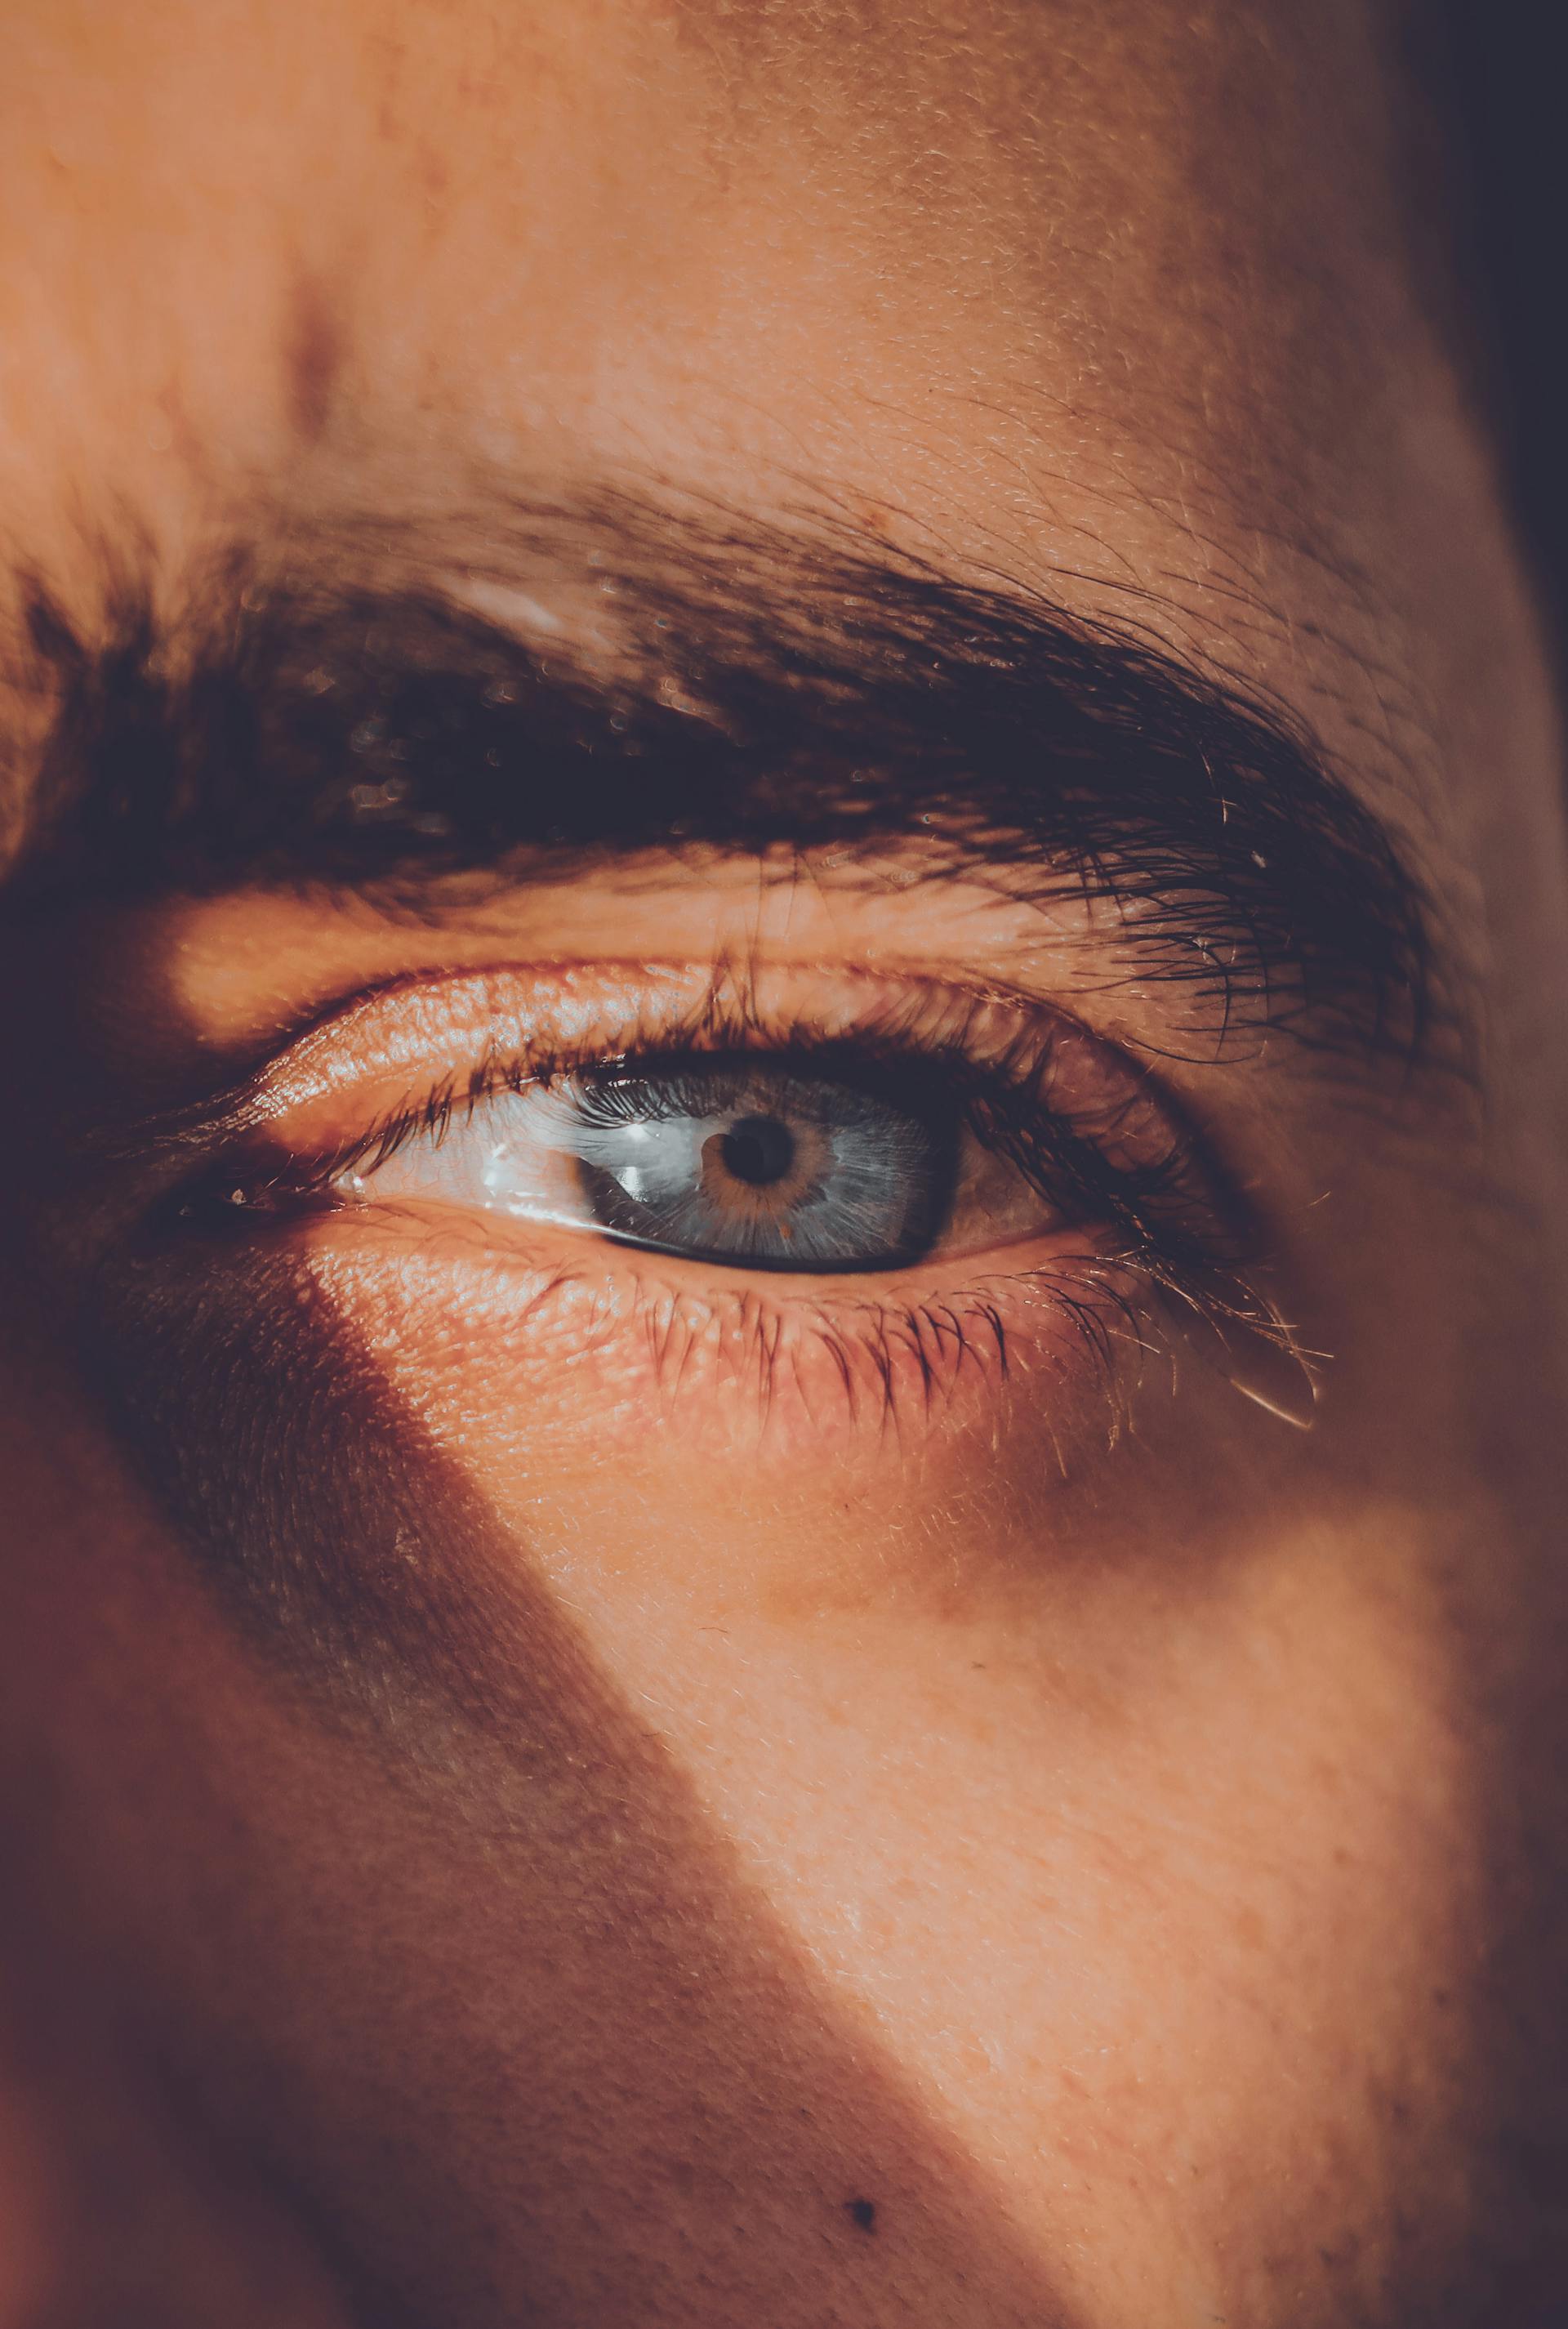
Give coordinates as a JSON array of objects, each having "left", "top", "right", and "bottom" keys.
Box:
[{"left": 359, "top": 1086, "right": 611, "bottom": 1233}]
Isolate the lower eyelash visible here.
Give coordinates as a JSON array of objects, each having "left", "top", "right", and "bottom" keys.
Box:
[
  {"left": 635, "top": 1256, "right": 1307, "bottom": 1452},
  {"left": 422, "top": 1228, "right": 1174, "bottom": 1448}
]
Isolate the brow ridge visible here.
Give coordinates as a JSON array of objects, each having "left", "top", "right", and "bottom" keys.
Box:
[{"left": 3, "top": 491, "right": 1431, "bottom": 1055}]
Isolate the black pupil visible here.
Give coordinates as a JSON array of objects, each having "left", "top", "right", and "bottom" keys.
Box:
[{"left": 718, "top": 1115, "right": 795, "bottom": 1186}]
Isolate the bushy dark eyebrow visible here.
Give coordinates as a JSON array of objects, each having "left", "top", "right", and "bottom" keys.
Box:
[{"left": 5, "top": 493, "right": 1430, "bottom": 1055}]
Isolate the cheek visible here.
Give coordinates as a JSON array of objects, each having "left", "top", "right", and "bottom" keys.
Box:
[
  {"left": 85, "top": 1215, "right": 1505, "bottom": 2320},
  {"left": 301, "top": 1211, "right": 1266, "bottom": 1649},
  {"left": 309, "top": 1232, "right": 1495, "bottom": 2306},
  {"left": 302, "top": 1218, "right": 1148, "bottom": 1566}
]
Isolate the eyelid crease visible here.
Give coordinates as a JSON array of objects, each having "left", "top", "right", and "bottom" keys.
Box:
[
  {"left": 100, "top": 954, "right": 1046, "bottom": 1167},
  {"left": 178, "top": 958, "right": 1096, "bottom": 1167}
]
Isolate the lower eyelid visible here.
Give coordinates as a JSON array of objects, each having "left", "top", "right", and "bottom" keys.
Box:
[{"left": 301, "top": 1211, "right": 1158, "bottom": 1452}]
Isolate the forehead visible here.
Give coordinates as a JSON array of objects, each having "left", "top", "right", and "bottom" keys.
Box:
[
  {"left": 0, "top": 0, "right": 1541, "bottom": 943},
  {"left": 0, "top": 2, "right": 1427, "bottom": 550}
]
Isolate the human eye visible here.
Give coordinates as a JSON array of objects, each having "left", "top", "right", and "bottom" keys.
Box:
[
  {"left": 339, "top": 1054, "right": 984, "bottom": 1274},
  {"left": 155, "top": 954, "right": 1253, "bottom": 1446}
]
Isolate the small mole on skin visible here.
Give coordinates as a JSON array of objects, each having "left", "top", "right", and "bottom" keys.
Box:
[{"left": 845, "top": 2198, "right": 877, "bottom": 2233}]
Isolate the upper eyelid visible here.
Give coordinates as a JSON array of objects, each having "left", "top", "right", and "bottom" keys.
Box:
[
  {"left": 85, "top": 962, "right": 702, "bottom": 1175},
  {"left": 192, "top": 967, "right": 1083, "bottom": 1173},
  {"left": 211, "top": 1024, "right": 1026, "bottom": 1194},
  {"left": 296, "top": 1033, "right": 999, "bottom": 1190},
  {"left": 111, "top": 958, "right": 1062, "bottom": 1167}
]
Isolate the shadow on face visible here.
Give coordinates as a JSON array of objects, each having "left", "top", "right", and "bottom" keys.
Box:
[{"left": 29, "top": 1207, "right": 1085, "bottom": 2328}]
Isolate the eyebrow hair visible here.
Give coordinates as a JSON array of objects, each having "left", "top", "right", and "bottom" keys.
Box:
[{"left": 5, "top": 490, "right": 1430, "bottom": 1054}]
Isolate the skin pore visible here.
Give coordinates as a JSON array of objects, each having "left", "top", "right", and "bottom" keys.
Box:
[{"left": 1, "top": 2, "right": 1566, "bottom": 2325}]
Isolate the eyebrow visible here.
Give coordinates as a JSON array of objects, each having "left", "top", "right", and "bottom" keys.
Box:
[{"left": 5, "top": 490, "right": 1429, "bottom": 1054}]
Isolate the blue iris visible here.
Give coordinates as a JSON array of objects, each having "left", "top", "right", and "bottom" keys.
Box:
[{"left": 566, "top": 1060, "right": 956, "bottom": 1270}]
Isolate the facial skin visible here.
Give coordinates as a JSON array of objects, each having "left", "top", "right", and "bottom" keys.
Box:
[{"left": 0, "top": 2, "right": 1566, "bottom": 2324}]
